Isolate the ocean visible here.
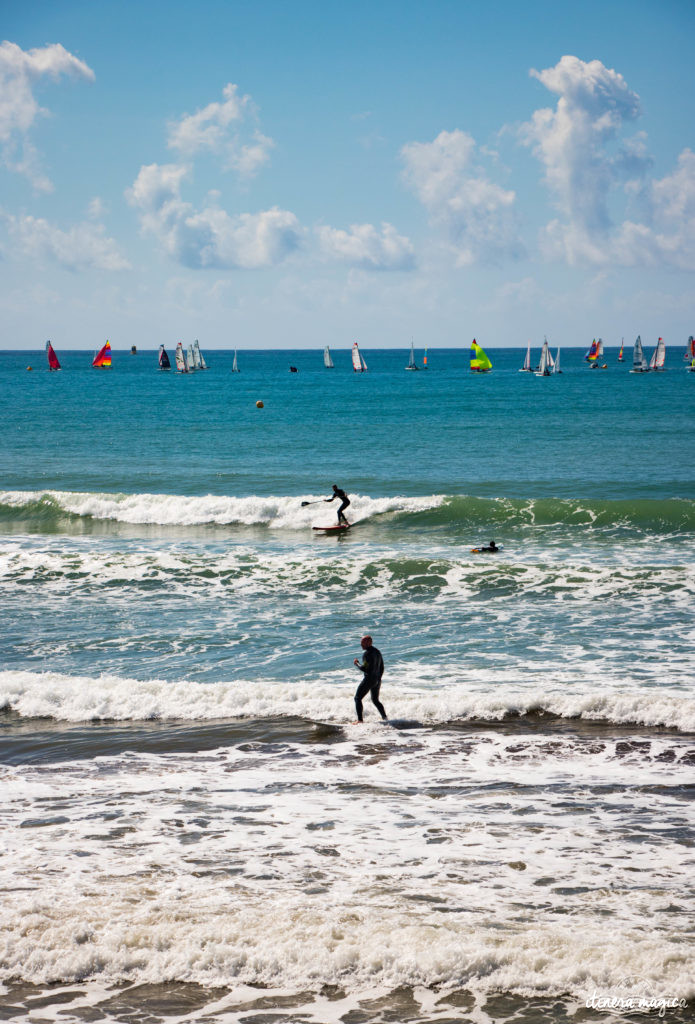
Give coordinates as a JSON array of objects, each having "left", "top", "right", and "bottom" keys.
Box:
[{"left": 0, "top": 345, "right": 693, "bottom": 1023}]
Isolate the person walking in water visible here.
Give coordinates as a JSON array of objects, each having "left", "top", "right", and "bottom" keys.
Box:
[
  {"left": 353, "top": 635, "right": 387, "bottom": 723},
  {"left": 325, "top": 484, "right": 350, "bottom": 525}
]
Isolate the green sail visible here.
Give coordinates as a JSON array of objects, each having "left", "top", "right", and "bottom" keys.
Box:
[{"left": 470, "top": 341, "right": 492, "bottom": 371}]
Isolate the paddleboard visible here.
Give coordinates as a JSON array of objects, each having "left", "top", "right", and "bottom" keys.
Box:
[
  {"left": 471, "top": 544, "right": 503, "bottom": 553},
  {"left": 312, "top": 523, "right": 351, "bottom": 533}
]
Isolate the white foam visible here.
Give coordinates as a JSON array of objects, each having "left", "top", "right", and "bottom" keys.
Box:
[
  {"left": 0, "top": 489, "right": 444, "bottom": 529},
  {"left": 2, "top": 668, "right": 694, "bottom": 731}
]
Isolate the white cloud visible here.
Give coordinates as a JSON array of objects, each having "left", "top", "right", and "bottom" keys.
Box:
[
  {"left": 401, "top": 129, "right": 523, "bottom": 264},
  {"left": 317, "top": 222, "right": 415, "bottom": 270},
  {"left": 5, "top": 213, "right": 130, "bottom": 271},
  {"left": 0, "top": 40, "right": 94, "bottom": 191},
  {"left": 126, "top": 162, "right": 302, "bottom": 269},
  {"left": 167, "top": 83, "right": 274, "bottom": 178},
  {"left": 521, "top": 56, "right": 695, "bottom": 269}
]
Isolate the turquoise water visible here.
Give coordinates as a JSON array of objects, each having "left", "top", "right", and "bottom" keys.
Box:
[{"left": 0, "top": 346, "right": 693, "bottom": 1022}]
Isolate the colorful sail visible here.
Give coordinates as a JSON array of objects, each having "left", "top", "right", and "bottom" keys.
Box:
[
  {"left": 352, "top": 342, "right": 365, "bottom": 372},
  {"left": 585, "top": 338, "right": 599, "bottom": 362},
  {"left": 618, "top": 338, "right": 624, "bottom": 362},
  {"left": 46, "top": 340, "right": 61, "bottom": 371},
  {"left": 683, "top": 336, "right": 695, "bottom": 361},
  {"left": 175, "top": 342, "right": 187, "bottom": 373},
  {"left": 470, "top": 339, "right": 492, "bottom": 372},
  {"left": 423, "top": 348, "right": 428, "bottom": 367},
  {"left": 158, "top": 345, "right": 171, "bottom": 369},
  {"left": 92, "top": 341, "right": 111, "bottom": 368}
]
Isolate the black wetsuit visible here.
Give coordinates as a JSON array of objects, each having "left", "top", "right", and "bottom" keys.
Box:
[
  {"left": 355, "top": 646, "right": 386, "bottom": 721},
  {"left": 328, "top": 487, "right": 350, "bottom": 524}
]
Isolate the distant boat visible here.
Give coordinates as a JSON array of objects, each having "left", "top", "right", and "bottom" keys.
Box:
[
  {"left": 618, "top": 338, "right": 624, "bottom": 362},
  {"left": 519, "top": 343, "right": 534, "bottom": 372},
  {"left": 648, "top": 337, "right": 666, "bottom": 371},
  {"left": 554, "top": 348, "right": 561, "bottom": 374},
  {"left": 174, "top": 342, "right": 188, "bottom": 373},
  {"left": 685, "top": 336, "right": 695, "bottom": 372},
  {"left": 193, "top": 339, "right": 208, "bottom": 369},
  {"left": 587, "top": 337, "right": 607, "bottom": 369},
  {"left": 92, "top": 341, "right": 111, "bottom": 368},
  {"left": 232, "top": 349, "right": 240, "bottom": 373},
  {"left": 535, "top": 337, "right": 554, "bottom": 377},
  {"left": 187, "top": 343, "right": 197, "bottom": 371},
  {"left": 585, "top": 338, "right": 599, "bottom": 363},
  {"left": 131, "top": 345, "right": 137, "bottom": 355},
  {"left": 46, "top": 340, "right": 61, "bottom": 371},
  {"left": 405, "top": 339, "right": 419, "bottom": 371},
  {"left": 470, "top": 339, "right": 492, "bottom": 373},
  {"left": 323, "top": 345, "right": 334, "bottom": 368},
  {"left": 352, "top": 341, "right": 367, "bottom": 372},
  {"left": 423, "top": 348, "right": 428, "bottom": 368},
  {"left": 158, "top": 345, "right": 171, "bottom": 370},
  {"left": 630, "top": 335, "right": 649, "bottom": 373}
]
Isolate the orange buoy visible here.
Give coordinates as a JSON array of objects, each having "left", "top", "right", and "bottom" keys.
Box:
[{"left": 26, "top": 366, "right": 33, "bottom": 371}]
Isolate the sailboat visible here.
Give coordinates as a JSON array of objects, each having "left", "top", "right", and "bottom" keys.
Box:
[
  {"left": 193, "top": 339, "right": 208, "bottom": 369},
  {"left": 352, "top": 341, "right": 367, "bottom": 372},
  {"left": 158, "top": 345, "right": 171, "bottom": 370},
  {"left": 519, "top": 343, "right": 534, "bottom": 372},
  {"left": 587, "top": 337, "right": 607, "bottom": 368},
  {"left": 585, "top": 338, "right": 599, "bottom": 364},
  {"left": 423, "top": 348, "right": 428, "bottom": 368},
  {"left": 231, "top": 349, "right": 240, "bottom": 373},
  {"left": 685, "top": 336, "right": 695, "bottom": 372},
  {"left": 470, "top": 339, "right": 492, "bottom": 373},
  {"left": 186, "top": 343, "right": 196, "bottom": 371},
  {"left": 648, "top": 337, "right": 666, "bottom": 371},
  {"left": 46, "top": 340, "right": 61, "bottom": 371},
  {"left": 92, "top": 341, "right": 111, "bottom": 368},
  {"left": 405, "top": 339, "right": 419, "bottom": 371},
  {"left": 174, "top": 342, "right": 188, "bottom": 373},
  {"left": 618, "top": 338, "right": 624, "bottom": 362},
  {"left": 553, "top": 348, "right": 561, "bottom": 374},
  {"left": 629, "top": 335, "right": 649, "bottom": 373},
  {"left": 323, "top": 345, "right": 334, "bottom": 368},
  {"left": 535, "top": 337, "right": 554, "bottom": 377}
]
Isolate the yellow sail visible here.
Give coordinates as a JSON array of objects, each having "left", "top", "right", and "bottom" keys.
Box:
[{"left": 470, "top": 339, "right": 492, "bottom": 372}]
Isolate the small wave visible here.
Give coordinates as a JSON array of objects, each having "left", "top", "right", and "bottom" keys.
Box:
[
  {"left": 2, "top": 670, "right": 693, "bottom": 733},
  {"left": 0, "top": 490, "right": 443, "bottom": 530}
]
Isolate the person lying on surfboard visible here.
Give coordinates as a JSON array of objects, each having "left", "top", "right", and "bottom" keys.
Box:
[
  {"left": 325, "top": 484, "right": 350, "bottom": 525},
  {"left": 353, "top": 635, "right": 387, "bottom": 723}
]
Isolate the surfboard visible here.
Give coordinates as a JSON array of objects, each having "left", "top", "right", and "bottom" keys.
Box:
[{"left": 312, "top": 523, "right": 351, "bottom": 533}]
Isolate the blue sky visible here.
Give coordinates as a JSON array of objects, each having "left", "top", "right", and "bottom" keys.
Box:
[{"left": 2, "top": 0, "right": 694, "bottom": 349}]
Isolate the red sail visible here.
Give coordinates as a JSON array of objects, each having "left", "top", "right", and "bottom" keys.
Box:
[
  {"left": 46, "top": 340, "right": 61, "bottom": 370},
  {"left": 92, "top": 341, "right": 112, "bottom": 367}
]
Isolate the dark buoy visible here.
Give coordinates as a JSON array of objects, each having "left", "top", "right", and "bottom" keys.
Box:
[
  {"left": 131, "top": 345, "right": 137, "bottom": 355},
  {"left": 256, "top": 400, "right": 264, "bottom": 408},
  {"left": 289, "top": 365, "right": 298, "bottom": 373}
]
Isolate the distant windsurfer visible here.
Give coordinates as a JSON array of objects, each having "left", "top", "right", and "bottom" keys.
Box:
[
  {"left": 326, "top": 484, "right": 350, "bottom": 525},
  {"left": 353, "top": 635, "right": 387, "bottom": 723}
]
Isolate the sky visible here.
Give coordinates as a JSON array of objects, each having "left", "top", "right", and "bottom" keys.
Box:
[{"left": 1, "top": 0, "right": 694, "bottom": 350}]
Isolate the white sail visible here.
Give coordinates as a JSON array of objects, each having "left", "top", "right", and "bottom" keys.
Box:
[
  {"left": 405, "top": 340, "right": 418, "bottom": 370},
  {"left": 361, "top": 351, "right": 368, "bottom": 371},
  {"left": 597, "top": 338, "right": 604, "bottom": 360},
  {"left": 649, "top": 337, "right": 666, "bottom": 370},
  {"left": 553, "top": 348, "right": 561, "bottom": 374},
  {"left": 352, "top": 342, "right": 364, "bottom": 372},
  {"left": 536, "top": 338, "right": 552, "bottom": 376},
  {"left": 232, "top": 349, "right": 239, "bottom": 373},
  {"left": 175, "top": 342, "right": 187, "bottom": 373},
  {"left": 323, "top": 345, "right": 334, "bottom": 368},
  {"left": 187, "top": 344, "right": 196, "bottom": 370},
  {"left": 192, "top": 340, "right": 202, "bottom": 370},
  {"left": 520, "top": 344, "right": 531, "bottom": 371},
  {"left": 631, "top": 335, "right": 648, "bottom": 372}
]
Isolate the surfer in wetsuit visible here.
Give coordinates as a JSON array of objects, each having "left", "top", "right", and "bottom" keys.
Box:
[
  {"left": 480, "top": 541, "right": 498, "bottom": 553},
  {"left": 353, "top": 635, "right": 387, "bottom": 723},
  {"left": 325, "top": 484, "right": 350, "bottom": 525}
]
